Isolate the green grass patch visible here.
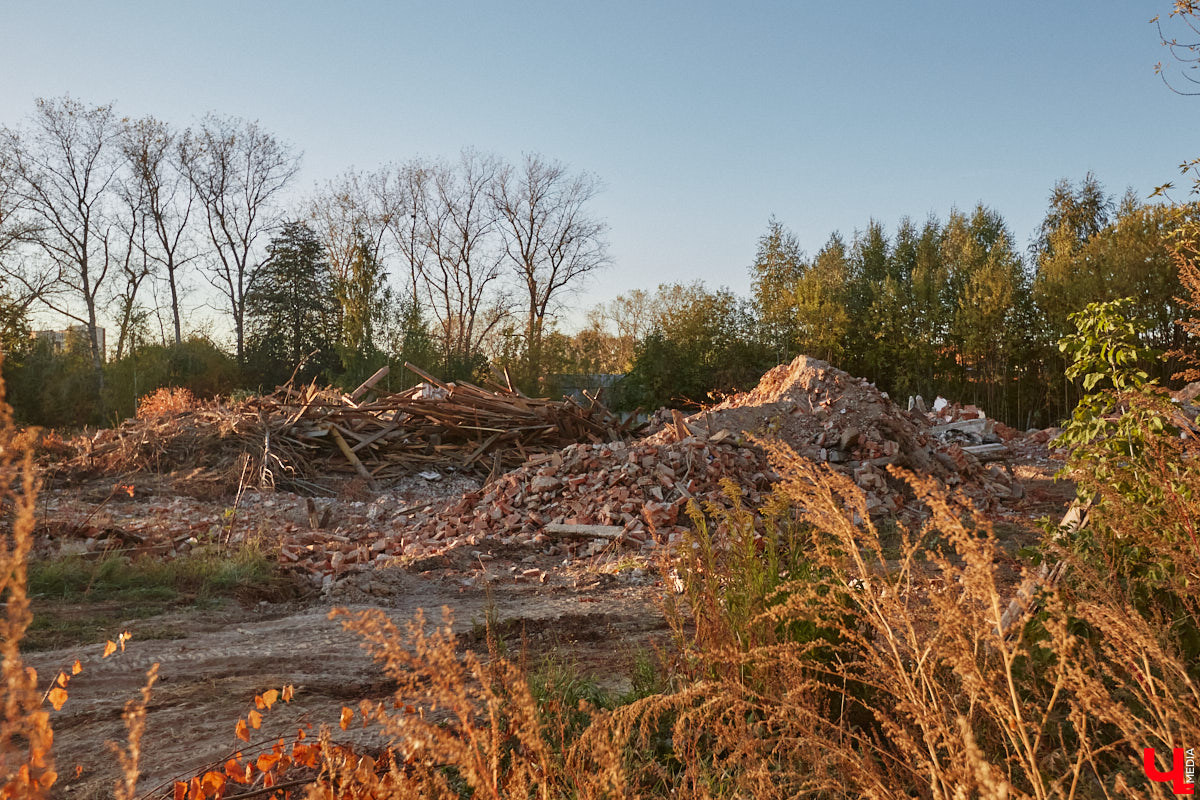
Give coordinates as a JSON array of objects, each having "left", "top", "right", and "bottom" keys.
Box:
[
  {"left": 24, "top": 544, "right": 291, "bottom": 651},
  {"left": 24, "top": 602, "right": 191, "bottom": 652},
  {"left": 29, "top": 545, "right": 276, "bottom": 603}
]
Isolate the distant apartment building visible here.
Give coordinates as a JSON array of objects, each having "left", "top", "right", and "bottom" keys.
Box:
[{"left": 33, "top": 325, "right": 106, "bottom": 361}]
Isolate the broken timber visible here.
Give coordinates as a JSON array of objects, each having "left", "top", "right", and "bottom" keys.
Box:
[
  {"left": 544, "top": 523, "right": 626, "bottom": 540},
  {"left": 174, "top": 362, "right": 642, "bottom": 489},
  {"left": 994, "top": 499, "right": 1090, "bottom": 640}
]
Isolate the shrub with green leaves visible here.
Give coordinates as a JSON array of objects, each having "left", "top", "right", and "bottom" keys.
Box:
[
  {"left": 1053, "top": 296, "right": 1199, "bottom": 671},
  {"left": 1055, "top": 297, "right": 1174, "bottom": 502}
]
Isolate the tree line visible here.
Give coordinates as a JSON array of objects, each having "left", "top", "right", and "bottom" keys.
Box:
[
  {"left": 0, "top": 97, "right": 609, "bottom": 424},
  {"left": 612, "top": 176, "right": 1193, "bottom": 428},
  {"left": 0, "top": 98, "right": 1192, "bottom": 429}
]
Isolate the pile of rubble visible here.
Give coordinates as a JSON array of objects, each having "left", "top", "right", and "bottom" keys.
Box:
[
  {"left": 403, "top": 357, "right": 1027, "bottom": 560},
  {"left": 654, "top": 356, "right": 1023, "bottom": 515},
  {"left": 411, "top": 434, "right": 774, "bottom": 554},
  {"left": 37, "top": 356, "right": 1052, "bottom": 591},
  {"left": 907, "top": 395, "right": 1022, "bottom": 454}
]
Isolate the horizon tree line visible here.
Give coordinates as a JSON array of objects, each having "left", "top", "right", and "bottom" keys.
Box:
[{"left": 1, "top": 98, "right": 1193, "bottom": 430}]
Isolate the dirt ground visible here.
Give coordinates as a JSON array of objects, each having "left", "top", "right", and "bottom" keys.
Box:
[{"left": 22, "top": 445, "right": 1073, "bottom": 799}]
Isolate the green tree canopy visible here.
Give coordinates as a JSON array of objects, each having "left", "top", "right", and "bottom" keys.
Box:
[
  {"left": 750, "top": 218, "right": 807, "bottom": 361},
  {"left": 244, "top": 221, "right": 340, "bottom": 387},
  {"left": 624, "top": 281, "right": 771, "bottom": 409}
]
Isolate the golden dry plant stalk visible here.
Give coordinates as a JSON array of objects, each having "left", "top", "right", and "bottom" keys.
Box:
[
  {"left": 318, "top": 606, "right": 562, "bottom": 800},
  {"left": 0, "top": 363, "right": 53, "bottom": 798}
]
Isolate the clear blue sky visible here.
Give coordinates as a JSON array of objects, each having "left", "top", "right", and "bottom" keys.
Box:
[{"left": 2, "top": 1, "right": 1196, "bottom": 319}]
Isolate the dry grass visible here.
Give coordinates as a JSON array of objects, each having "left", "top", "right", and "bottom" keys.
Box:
[
  {"left": 0, "top": 361, "right": 55, "bottom": 798},
  {"left": 287, "top": 435, "right": 1197, "bottom": 799},
  {"left": 136, "top": 387, "right": 199, "bottom": 421}
]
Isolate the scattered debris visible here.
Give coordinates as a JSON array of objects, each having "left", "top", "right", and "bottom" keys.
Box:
[
  {"left": 36, "top": 355, "right": 1070, "bottom": 589},
  {"left": 50, "top": 363, "right": 639, "bottom": 493}
]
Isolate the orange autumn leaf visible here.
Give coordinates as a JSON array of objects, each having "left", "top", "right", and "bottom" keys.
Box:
[
  {"left": 48, "top": 687, "right": 68, "bottom": 711},
  {"left": 223, "top": 758, "right": 247, "bottom": 783},
  {"left": 103, "top": 641, "right": 117, "bottom": 658},
  {"left": 292, "top": 743, "right": 319, "bottom": 767},
  {"left": 339, "top": 706, "right": 353, "bottom": 730},
  {"left": 200, "top": 772, "right": 225, "bottom": 794},
  {"left": 281, "top": 684, "right": 294, "bottom": 702},
  {"left": 247, "top": 709, "right": 262, "bottom": 729},
  {"left": 261, "top": 688, "right": 279, "bottom": 709},
  {"left": 71, "top": 660, "right": 82, "bottom": 675},
  {"left": 235, "top": 718, "right": 250, "bottom": 742},
  {"left": 173, "top": 781, "right": 187, "bottom": 800},
  {"left": 256, "top": 752, "right": 280, "bottom": 772}
]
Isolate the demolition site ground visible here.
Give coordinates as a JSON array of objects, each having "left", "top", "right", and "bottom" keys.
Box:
[{"left": 17, "top": 357, "right": 1075, "bottom": 797}]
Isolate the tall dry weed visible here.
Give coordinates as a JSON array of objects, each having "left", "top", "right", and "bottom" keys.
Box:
[
  {"left": 592, "top": 439, "right": 1200, "bottom": 798},
  {"left": 0, "top": 363, "right": 54, "bottom": 797},
  {"left": 298, "top": 432, "right": 1199, "bottom": 798},
  {"left": 306, "top": 607, "right": 563, "bottom": 800}
]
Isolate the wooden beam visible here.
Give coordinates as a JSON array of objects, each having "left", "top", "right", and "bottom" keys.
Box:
[
  {"left": 349, "top": 365, "right": 390, "bottom": 401},
  {"left": 544, "top": 523, "right": 625, "bottom": 540},
  {"left": 327, "top": 425, "right": 379, "bottom": 489}
]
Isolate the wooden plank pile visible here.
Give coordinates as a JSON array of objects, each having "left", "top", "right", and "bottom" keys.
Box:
[
  {"left": 59, "top": 363, "right": 638, "bottom": 491},
  {"left": 265, "top": 363, "right": 637, "bottom": 486}
]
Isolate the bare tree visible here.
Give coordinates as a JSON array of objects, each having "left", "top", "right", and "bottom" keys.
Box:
[
  {"left": 180, "top": 114, "right": 299, "bottom": 366},
  {"left": 0, "top": 145, "right": 39, "bottom": 353},
  {"left": 419, "top": 151, "right": 509, "bottom": 376},
  {"left": 378, "top": 161, "right": 433, "bottom": 305},
  {"left": 491, "top": 154, "right": 608, "bottom": 379},
  {"left": 588, "top": 288, "right": 658, "bottom": 370},
  {"left": 108, "top": 164, "right": 152, "bottom": 360},
  {"left": 0, "top": 97, "right": 125, "bottom": 386},
  {"left": 0, "top": 144, "right": 35, "bottom": 266},
  {"left": 122, "top": 116, "right": 197, "bottom": 346}
]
